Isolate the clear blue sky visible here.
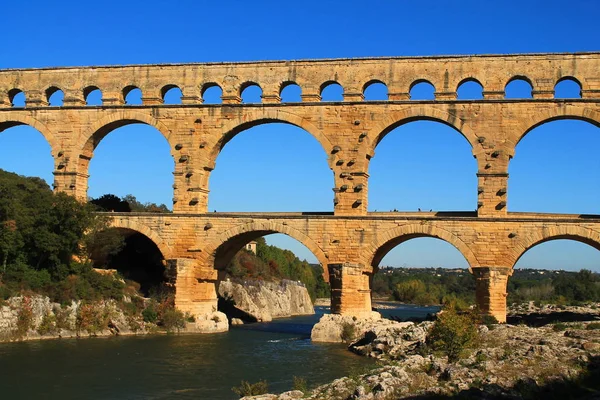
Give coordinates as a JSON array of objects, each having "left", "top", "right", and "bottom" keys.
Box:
[{"left": 0, "top": 0, "right": 599, "bottom": 271}]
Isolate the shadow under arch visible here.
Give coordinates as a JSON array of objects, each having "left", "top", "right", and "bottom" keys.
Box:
[
  {"left": 367, "top": 106, "right": 479, "bottom": 157},
  {"left": 203, "top": 220, "right": 329, "bottom": 280},
  {"left": 78, "top": 110, "right": 173, "bottom": 155},
  {"left": 209, "top": 109, "right": 333, "bottom": 166},
  {"left": 366, "top": 223, "right": 479, "bottom": 270},
  {"left": 0, "top": 114, "right": 58, "bottom": 154},
  {"left": 513, "top": 106, "right": 600, "bottom": 147},
  {"left": 107, "top": 216, "right": 172, "bottom": 260},
  {"left": 509, "top": 226, "right": 600, "bottom": 268}
]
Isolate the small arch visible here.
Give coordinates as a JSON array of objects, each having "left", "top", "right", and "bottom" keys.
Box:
[
  {"left": 367, "top": 223, "right": 479, "bottom": 269},
  {"left": 320, "top": 81, "right": 344, "bottom": 102},
  {"left": 363, "top": 80, "right": 388, "bottom": 101},
  {"left": 8, "top": 89, "right": 25, "bottom": 107},
  {"left": 201, "top": 83, "right": 223, "bottom": 104},
  {"left": 456, "top": 78, "right": 484, "bottom": 100},
  {"left": 409, "top": 80, "right": 435, "bottom": 100},
  {"left": 161, "top": 85, "right": 183, "bottom": 104},
  {"left": 505, "top": 76, "right": 533, "bottom": 99},
  {"left": 46, "top": 86, "right": 64, "bottom": 106},
  {"left": 554, "top": 77, "right": 582, "bottom": 99},
  {"left": 280, "top": 81, "right": 302, "bottom": 102},
  {"left": 84, "top": 86, "right": 103, "bottom": 106},
  {"left": 123, "top": 85, "right": 143, "bottom": 105},
  {"left": 240, "top": 82, "right": 262, "bottom": 103}
]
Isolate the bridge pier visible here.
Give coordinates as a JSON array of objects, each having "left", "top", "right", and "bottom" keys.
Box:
[
  {"left": 472, "top": 267, "right": 512, "bottom": 323},
  {"left": 169, "top": 258, "right": 219, "bottom": 317},
  {"left": 328, "top": 263, "right": 373, "bottom": 317}
]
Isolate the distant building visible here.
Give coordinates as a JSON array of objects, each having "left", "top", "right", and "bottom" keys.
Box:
[{"left": 245, "top": 241, "right": 257, "bottom": 254}]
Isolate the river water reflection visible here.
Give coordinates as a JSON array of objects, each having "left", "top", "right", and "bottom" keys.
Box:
[{"left": 0, "top": 304, "right": 439, "bottom": 399}]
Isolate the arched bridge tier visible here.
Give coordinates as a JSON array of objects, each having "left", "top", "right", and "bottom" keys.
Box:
[
  {"left": 107, "top": 212, "right": 600, "bottom": 322},
  {"left": 0, "top": 52, "right": 599, "bottom": 217},
  {"left": 3, "top": 53, "right": 600, "bottom": 323}
]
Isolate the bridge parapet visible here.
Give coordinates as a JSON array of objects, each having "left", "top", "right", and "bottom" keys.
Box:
[{"left": 1, "top": 53, "right": 599, "bottom": 106}]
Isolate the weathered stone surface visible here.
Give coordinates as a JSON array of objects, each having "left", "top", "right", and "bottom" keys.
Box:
[
  {"left": 311, "top": 312, "right": 385, "bottom": 343},
  {"left": 2, "top": 53, "right": 600, "bottom": 324},
  {"left": 192, "top": 311, "right": 229, "bottom": 333},
  {"left": 219, "top": 279, "right": 314, "bottom": 322}
]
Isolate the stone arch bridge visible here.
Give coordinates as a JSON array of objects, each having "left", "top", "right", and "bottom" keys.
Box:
[{"left": 1, "top": 52, "right": 600, "bottom": 322}]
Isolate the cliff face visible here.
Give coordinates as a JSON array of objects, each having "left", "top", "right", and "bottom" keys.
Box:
[{"left": 218, "top": 279, "right": 314, "bottom": 322}]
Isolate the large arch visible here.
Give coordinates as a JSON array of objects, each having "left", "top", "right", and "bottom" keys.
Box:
[
  {"left": 0, "top": 113, "right": 58, "bottom": 154},
  {"left": 78, "top": 110, "right": 173, "bottom": 155},
  {"left": 107, "top": 217, "right": 172, "bottom": 260},
  {"left": 201, "top": 220, "right": 328, "bottom": 275},
  {"left": 365, "top": 223, "right": 480, "bottom": 270},
  {"left": 209, "top": 109, "right": 333, "bottom": 164},
  {"left": 366, "top": 106, "right": 479, "bottom": 157},
  {"left": 509, "top": 225, "right": 600, "bottom": 268},
  {"left": 513, "top": 105, "right": 600, "bottom": 147}
]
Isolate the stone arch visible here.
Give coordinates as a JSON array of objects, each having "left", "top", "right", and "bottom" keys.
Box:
[
  {"left": 365, "top": 223, "right": 480, "bottom": 270},
  {"left": 367, "top": 106, "right": 479, "bottom": 157},
  {"left": 107, "top": 217, "right": 172, "bottom": 260},
  {"left": 509, "top": 225, "right": 600, "bottom": 268},
  {"left": 201, "top": 220, "right": 328, "bottom": 275},
  {"left": 513, "top": 105, "right": 600, "bottom": 148},
  {"left": 208, "top": 109, "right": 333, "bottom": 165},
  {"left": 0, "top": 113, "right": 58, "bottom": 155},
  {"left": 78, "top": 109, "right": 174, "bottom": 155}
]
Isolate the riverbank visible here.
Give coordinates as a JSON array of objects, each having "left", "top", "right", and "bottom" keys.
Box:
[
  {"left": 249, "top": 304, "right": 600, "bottom": 399},
  {"left": 0, "top": 278, "right": 315, "bottom": 343},
  {"left": 0, "top": 295, "right": 228, "bottom": 343}
]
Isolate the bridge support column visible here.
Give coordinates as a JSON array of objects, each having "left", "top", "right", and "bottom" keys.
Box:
[
  {"left": 169, "top": 258, "right": 219, "bottom": 317},
  {"left": 472, "top": 266, "right": 512, "bottom": 323},
  {"left": 328, "top": 263, "right": 372, "bottom": 317}
]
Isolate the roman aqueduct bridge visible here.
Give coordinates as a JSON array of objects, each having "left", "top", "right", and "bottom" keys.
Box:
[{"left": 1, "top": 52, "right": 599, "bottom": 322}]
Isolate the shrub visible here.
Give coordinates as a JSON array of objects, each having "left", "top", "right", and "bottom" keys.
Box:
[
  {"left": 341, "top": 322, "right": 356, "bottom": 343},
  {"left": 37, "top": 312, "right": 57, "bottom": 335},
  {"left": 160, "top": 308, "right": 186, "bottom": 333},
  {"left": 427, "top": 305, "right": 479, "bottom": 363},
  {"left": 586, "top": 322, "right": 600, "bottom": 330},
  {"left": 232, "top": 380, "right": 269, "bottom": 397},
  {"left": 292, "top": 376, "right": 308, "bottom": 393},
  {"left": 553, "top": 322, "right": 568, "bottom": 332},
  {"left": 76, "top": 302, "right": 110, "bottom": 334},
  {"left": 13, "top": 296, "right": 34, "bottom": 338},
  {"left": 142, "top": 302, "right": 158, "bottom": 323}
]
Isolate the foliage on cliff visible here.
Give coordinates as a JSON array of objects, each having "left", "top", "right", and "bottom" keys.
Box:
[
  {"left": 0, "top": 170, "right": 125, "bottom": 303},
  {"left": 225, "top": 237, "right": 329, "bottom": 300}
]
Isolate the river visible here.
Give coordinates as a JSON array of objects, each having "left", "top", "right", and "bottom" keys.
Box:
[{"left": 0, "top": 304, "right": 439, "bottom": 399}]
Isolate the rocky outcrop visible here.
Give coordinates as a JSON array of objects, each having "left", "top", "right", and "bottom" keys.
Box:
[
  {"left": 0, "top": 295, "right": 146, "bottom": 341},
  {"left": 218, "top": 279, "right": 314, "bottom": 322},
  {"left": 259, "top": 319, "right": 600, "bottom": 399},
  {"left": 0, "top": 295, "right": 228, "bottom": 342}
]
